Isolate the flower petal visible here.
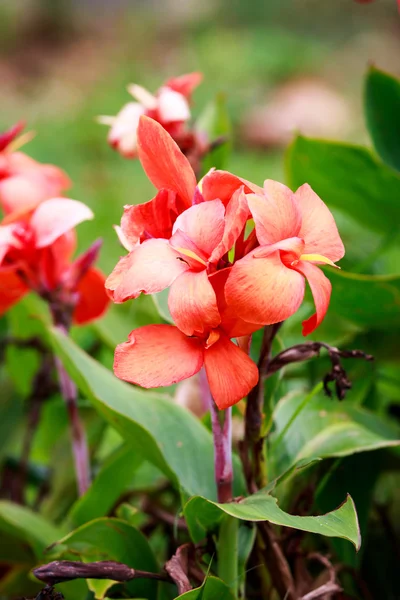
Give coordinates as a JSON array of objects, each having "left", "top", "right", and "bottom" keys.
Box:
[
  {"left": 172, "top": 200, "right": 225, "bottom": 257},
  {"left": 204, "top": 334, "right": 259, "bottom": 409},
  {"left": 209, "top": 187, "right": 249, "bottom": 264},
  {"left": 295, "top": 183, "right": 345, "bottom": 262},
  {"left": 137, "top": 116, "right": 196, "bottom": 207},
  {"left": 73, "top": 267, "right": 110, "bottom": 325},
  {"left": 166, "top": 72, "right": 203, "bottom": 97},
  {"left": 31, "top": 198, "right": 93, "bottom": 248},
  {"left": 0, "top": 267, "right": 28, "bottom": 315},
  {"left": 293, "top": 260, "right": 332, "bottom": 336},
  {"left": 247, "top": 180, "right": 301, "bottom": 245},
  {"left": 157, "top": 88, "right": 191, "bottom": 123},
  {"left": 114, "top": 324, "right": 204, "bottom": 388},
  {"left": 108, "top": 102, "right": 145, "bottom": 158},
  {"left": 121, "top": 189, "right": 179, "bottom": 247},
  {"left": 106, "top": 238, "right": 188, "bottom": 302},
  {"left": 201, "top": 169, "right": 263, "bottom": 205},
  {"left": 168, "top": 270, "right": 221, "bottom": 336},
  {"left": 225, "top": 249, "right": 305, "bottom": 325}
]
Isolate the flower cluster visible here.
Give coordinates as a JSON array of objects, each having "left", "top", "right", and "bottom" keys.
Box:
[
  {"left": 0, "top": 123, "right": 109, "bottom": 326},
  {"left": 99, "top": 72, "right": 202, "bottom": 159},
  {"left": 107, "top": 116, "right": 345, "bottom": 409}
]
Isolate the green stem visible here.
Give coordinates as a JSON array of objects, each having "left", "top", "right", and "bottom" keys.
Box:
[{"left": 218, "top": 515, "right": 239, "bottom": 597}]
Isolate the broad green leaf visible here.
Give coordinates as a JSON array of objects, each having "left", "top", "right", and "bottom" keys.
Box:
[
  {"left": 183, "top": 492, "right": 360, "bottom": 549},
  {"left": 365, "top": 66, "right": 400, "bottom": 172},
  {"left": 68, "top": 444, "right": 144, "bottom": 527},
  {"left": 47, "top": 326, "right": 245, "bottom": 499},
  {"left": 270, "top": 386, "right": 400, "bottom": 478},
  {"left": 286, "top": 136, "right": 400, "bottom": 234},
  {"left": 196, "top": 93, "right": 232, "bottom": 173},
  {"left": 176, "top": 575, "right": 236, "bottom": 599},
  {"left": 45, "top": 517, "right": 158, "bottom": 600},
  {"left": 0, "top": 501, "right": 61, "bottom": 559}
]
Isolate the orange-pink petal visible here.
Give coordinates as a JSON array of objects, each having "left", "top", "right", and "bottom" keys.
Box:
[
  {"left": 0, "top": 267, "right": 28, "bottom": 315},
  {"left": 295, "top": 184, "right": 345, "bottom": 262},
  {"left": 225, "top": 249, "right": 305, "bottom": 325},
  {"left": 204, "top": 334, "right": 259, "bottom": 409},
  {"left": 73, "top": 267, "right": 110, "bottom": 325},
  {"left": 209, "top": 187, "right": 249, "bottom": 264},
  {"left": 121, "top": 189, "right": 178, "bottom": 246},
  {"left": 114, "top": 324, "right": 204, "bottom": 388},
  {"left": 168, "top": 270, "right": 221, "bottom": 336},
  {"left": 106, "top": 238, "right": 188, "bottom": 303},
  {"left": 201, "top": 169, "right": 263, "bottom": 205},
  {"left": 293, "top": 260, "right": 332, "bottom": 336},
  {"left": 31, "top": 198, "right": 93, "bottom": 248},
  {"left": 166, "top": 72, "right": 203, "bottom": 97},
  {"left": 172, "top": 199, "right": 225, "bottom": 257},
  {"left": 137, "top": 116, "right": 196, "bottom": 208}
]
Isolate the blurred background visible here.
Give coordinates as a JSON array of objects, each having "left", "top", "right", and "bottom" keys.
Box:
[{"left": 1, "top": 0, "right": 399, "bottom": 275}]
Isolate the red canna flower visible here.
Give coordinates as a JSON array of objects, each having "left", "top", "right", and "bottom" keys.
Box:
[
  {"left": 0, "top": 198, "right": 109, "bottom": 324},
  {"left": 98, "top": 72, "right": 203, "bottom": 158},
  {"left": 0, "top": 123, "right": 71, "bottom": 216},
  {"left": 225, "top": 181, "right": 345, "bottom": 335}
]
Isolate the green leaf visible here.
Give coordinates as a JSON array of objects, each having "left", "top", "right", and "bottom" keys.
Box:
[
  {"left": 286, "top": 136, "right": 400, "bottom": 234},
  {"left": 269, "top": 386, "right": 400, "bottom": 478},
  {"left": 176, "top": 575, "right": 236, "bottom": 599},
  {"left": 45, "top": 517, "right": 158, "bottom": 600},
  {"left": 365, "top": 66, "right": 400, "bottom": 172},
  {"left": 326, "top": 268, "right": 400, "bottom": 329},
  {"left": 47, "top": 326, "right": 245, "bottom": 499},
  {"left": 183, "top": 492, "right": 361, "bottom": 550},
  {"left": 68, "top": 444, "right": 144, "bottom": 527},
  {"left": 196, "top": 93, "right": 232, "bottom": 172},
  {"left": 0, "top": 501, "right": 61, "bottom": 559}
]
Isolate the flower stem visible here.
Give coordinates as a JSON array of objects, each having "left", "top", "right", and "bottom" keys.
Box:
[
  {"left": 218, "top": 515, "right": 239, "bottom": 596},
  {"left": 199, "top": 368, "right": 233, "bottom": 503},
  {"left": 52, "top": 312, "right": 90, "bottom": 496}
]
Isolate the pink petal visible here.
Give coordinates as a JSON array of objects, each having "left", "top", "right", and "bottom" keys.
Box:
[
  {"left": 73, "top": 267, "right": 110, "bottom": 325},
  {"left": 108, "top": 102, "right": 145, "bottom": 158},
  {"left": 168, "top": 270, "right": 221, "bottom": 336},
  {"left": 247, "top": 180, "right": 301, "bottom": 245},
  {"left": 0, "top": 266, "right": 28, "bottom": 315},
  {"left": 121, "top": 189, "right": 178, "bottom": 246},
  {"left": 293, "top": 261, "right": 332, "bottom": 336},
  {"left": 209, "top": 187, "right": 249, "bottom": 264},
  {"left": 166, "top": 72, "right": 203, "bottom": 97},
  {"left": 106, "top": 238, "right": 188, "bottom": 303},
  {"left": 295, "top": 184, "right": 345, "bottom": 262},
  {"left": 157, "top": 88, "right": 191, "bottom": 123},
  {"left": 172, "top": 199, "right": 225, "bottom": 257},
  {"left": 137, "top": 116, "right": 196, "bottom": 207},
  {"left": 204, "top": 334, "right": 259, "bottom": 409},
  {"left": 201, "top": 170, "right": 263, "bottom": 205},
  {"left": 114, "top": 324, "right": 204, "bottom": 388},
  {"left": 31, "top": 198, "right": 93, "bottom": 248},
  {"left": 225, "top": 249, "right": 306, "bottom": 325}
]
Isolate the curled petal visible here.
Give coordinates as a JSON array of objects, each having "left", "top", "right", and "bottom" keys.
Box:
[
  {"left": 209, "top": 187, "right": 249, "bottom": 264},
  {"left": 157, "top": 88, "right": 191, "bottom": 123},
  {"left": 204, "top": 334, "right": 259, "bottom": 410},
  {"left": 114, "top": 324, "right": 204, "bottom": 388},
  {"left": 172, "top": 200, "right": 225, "bottom": 257},
  {"left": 225, "top": 249, "right": 305, "bottom": 325},
  {"left": 247, "top": 181, "right": 301, "bottom": 245},
  {"left": 0, "top": 267, "right": 28, "bottom": 315},
  {"left": 295, "top": 184, "right": 345, "bottom": 262},
  {"left": 106, "top": 238, "right": 188, "bottom": 302},
  {"left": 168, "top": 270, "right": 221, "bottom": 336},
  {"left": 73, "top": 267, "right": 110, "bottom": 325},
  {"left": 31, "top": 198, "right": 93, "bottom": 248},
  {"left": 293, "top": 261, "right": 332, "bottom": 336},
  {"left": 166, "top": 72, "right": 203, "bottom": 97},
  {"left": 121, "top": 189, "right": 178, "bottom": 246},
  {"left": 201, "top": 169, "right": 263, "bottom": 205},
  {"left": 137, "top": 116, "right": 196, "bottom": 207}
]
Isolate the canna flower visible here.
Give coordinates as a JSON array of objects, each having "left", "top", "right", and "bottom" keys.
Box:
[
  {"left": 0, "top": 198, "right": 109, "bottom": 324},
  {"left": 225, "top": 181, "right": 345, "bottom": 335},
  {"left": 0, "top": 123, "right": 71, "bottom": 216},
  {"left": 98, "top": 72, "right": 203, "bottom": 158}
]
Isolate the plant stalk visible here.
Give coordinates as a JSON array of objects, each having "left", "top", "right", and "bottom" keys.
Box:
[{"left": 218, "top": 515, "right": 239, "bottom": 596}]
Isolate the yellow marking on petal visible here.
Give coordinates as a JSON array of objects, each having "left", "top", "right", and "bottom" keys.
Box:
[
  {"left": 300, "top": 253, "right": 340, "bottom": 268},
  {"left": 7, "top": 131, "right": 36, "bottom": 152},
  {"left": 205, "top": 329, "right": 220, "bottom": 349},
  {"left": 175, "top": 247, "right": 207, "bottom": 266}
]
